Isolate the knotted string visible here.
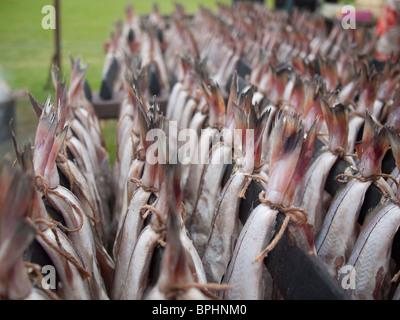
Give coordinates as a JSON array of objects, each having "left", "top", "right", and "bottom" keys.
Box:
[
  {"left": 335, "top": 172, "right": 399, "bottom": 199},
  {"left": 237, "top": 173, "right": 268, "bottom": 199},
  {"left": 130, "top": 177, "right": 159, "bottom": 193},
  {"left": 27, "top": 217, "right": 91, "bottom": 280},
  {"left": 24, "top": 261, "right": 61, "bottom": 300},
  {"left": 34, "top": 174, "right": 85, "bottom": 233},
  {"left": 253, "top": 191, "right": 308, "bottom": 263}
]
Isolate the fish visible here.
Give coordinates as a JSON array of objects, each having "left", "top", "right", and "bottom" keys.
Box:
[
  {"left": 316, "top": 113, "right": 391, "bottom": 278},
  {"left": 0, "top": 157, "right": 36, "bottom": 300},
  {"left": 111, "top": 101, "right": 161, "bottom": 300},
  {"left": 344, "top": 200, "right": 400, "bottom": 300},
  {"left": 201, "top": 100, "right": 270, "bottom": 284},
  {"left": 145, "top": 187, "right": 207, "bottom": 300},
  {"left": 294, "top": 101, "right": 349, "bottom": 237},
  {"left": 222, "top": 112, "right": 317, "bottom": 299}
]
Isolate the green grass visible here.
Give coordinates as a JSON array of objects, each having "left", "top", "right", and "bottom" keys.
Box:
[{"left": 0, "top": 0, "right": 258, "bottom": 165}]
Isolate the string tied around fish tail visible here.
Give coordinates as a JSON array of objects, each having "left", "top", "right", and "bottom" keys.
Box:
[
  {"left": 237, "top": 173, "right": 268, "bottom": 199},
  {"left": 253, "top": 191, "right": 308, "bottom": 263},
  {"left": 34, "top": 174, "right": 85, "bottom": 233},
  {"left": 24, "top": 261, "right": 61, "bottom": 300},
  {"left": 392, "top": 268, "right": 400, "bottom": 284},
  {"left": 139, "top": 202, "right": 167, "bottom": 247},
  {"left": 130, "top": 177, "right": 159, "bottom": 193},
  {"left": 180, "top": 202, "right": 187, "bottom": 230},
  {"left": 140, "top": 200, "right": 187, "bottom": 231},
  {"left": 171, "top": 282, "right": 232, "bottom": 300},
  {"left": 335, "top": 173, "right": 399, "bottom": 199},
  {"left": 26, "top": 217, "right": 92, "bottom": 280},
  {"left": 332, "top": 147, "right": 346, "bottom": 158}
]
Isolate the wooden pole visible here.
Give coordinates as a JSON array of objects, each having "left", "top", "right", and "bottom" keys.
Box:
[
  {"left": 44, "top": 0, "right": 61, "bottom": 89},
  {"left": 55, "top": 0, "right": 61, "bottom": 71}
]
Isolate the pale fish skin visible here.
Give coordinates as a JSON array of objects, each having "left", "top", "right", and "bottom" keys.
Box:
[
  {"left": 145, "top": 213, "right": 208, "bottom": 300},
  {"left": 113, "top": 157, "right": 145, "bottom": 239},
  {"left": 57, "top": 158, "right": 106, "bottom": 244},
  {"left": 24, "top": 288, "right": 53, "bottom": 300},
  {"left": 201, "top": 172, "right": 248, "bottom": 284},
  {"left": 179, "top": 231, "right": 208, "bottom": 286},
  {"left": 111, "top": 188, "right": 152, "bottom": 300},
  {"left": 345, "top": 202, "right": 400, "bottom": 300},
  {"left": 120, "top": 226, "right": 160, "bottom": 300},
  {"left": 183, "top": 127, "right": 219, "bottom": 228},
  {"left": 190, "top": 143, "right": 233, "bottom": 258},
  {"left": 315, "top": 178, "right": 373, "bottom": 277},
  {"left": 347, "top": 116, "right": 365, "bottom": 154},
  {"left": 166, "top": 82, "right": 183, "bottom": 119},
  {"left": 35, "top": 228, "right": 92, "bottom": 300},
  {"left": 179, "top": 104, "right": 205, "bottom": 192},
  {"left": 222, "top": 204, "right": 277, "bottom": 300},
  {"left": 294, "top": 149, "right": 338, "bottom": 237},
  {"left": 47, "top": 186, "right": 109, "bottom": 300}
]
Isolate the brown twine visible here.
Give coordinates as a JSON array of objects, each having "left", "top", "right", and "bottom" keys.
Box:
[
  {"left": 392, "top": 269, "right": 400, "bottom": 283},
  {"left": 332, "top": 147, "right": 346, "bottom": 158},
  {"left": 171, "top": 282, "right": 232, "bottom": 300},
  {"left": 27, "top": 218, "right": 91, "bottom": 279},
  {"left": 253, "top": 191, "right": 308, "bottom": 263},
  {"left": 180, "top": 202, "right": 187, "bottom": 230},
  {"left": 140, "top": 200, "right": 187, "bottom": 230},
  {"left": 130, "top": 177, "right": 159, "bottom": 193},
  {"left": 35, "top": 175, "right": 85, "bottom": 233},
  {"left": 331, "top": 147, "right": 356, "bottom": 159},
  {"left": 139, "top": 201, "right": 167, "bottom": 246},
  {"left": 237, "top": 174, "right": 269, "bottom": 199},
  {"left": 335, "top": 173, "right": 399, "bottom": 199},
  {"left": 24, "top": 262, "right": 61, "bottom": 300},
  {"left": 135, "top": 146, "right": 146, "bottom": 162}
]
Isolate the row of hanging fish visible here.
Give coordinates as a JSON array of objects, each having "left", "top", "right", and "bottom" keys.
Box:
[{"left": 1, "top": 2, "right": 400, "bottom": 300}]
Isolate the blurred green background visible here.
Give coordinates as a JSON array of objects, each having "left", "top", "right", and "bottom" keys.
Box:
[{"left": 0, "top": 0, "right": 244, "bottom": 165}]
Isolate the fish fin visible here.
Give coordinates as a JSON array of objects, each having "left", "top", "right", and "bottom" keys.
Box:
[
  {"left": 226, "top": 70, "right": 239, "bottom": 125},
  {"left": 283, "top": 117, "right": 318, "bottom": 206},
  {"left": 320, "top": 97, "right": 349, "bottom": 153},
  {"left": 28, "top": 93, "right": 44, "bottom": 119},
  {"left": 357, "top": 112, "right": 389, "bottom": 177}
]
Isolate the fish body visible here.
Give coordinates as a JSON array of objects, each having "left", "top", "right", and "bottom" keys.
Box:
[
  {"left": 315, "top": 177, "right": 372, "bottom": 277},
  {"left": 111, "top": 188, "right": 152, "bottom": 300},
  {"left": 345, "top": 202, "right": 400, "bottom": 300},
  {"left": 294, "top": 149, "right": 338, "bottom": 236},
  {"left": 222, "top": 204, "right": 277, "bottom": 299},
  {"left": 201, "top": 172, "right": 248, "bottom": 283}
]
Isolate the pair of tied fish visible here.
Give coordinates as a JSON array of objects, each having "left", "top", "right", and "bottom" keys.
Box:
[
  {"left": 112, "top": 99, "right": 223, "bottom": 300},
  {"left": 17, "top": 60, "right": 113, "bottom": 300},
  {"left": 300, "top": 102, "right": 400, "bottom": 299},
  {"left": 320, "top": 119, "right": 400, "bottom": 300},
  {"left": 216, "top": 110, "right": 318, "bottom": 300}
]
